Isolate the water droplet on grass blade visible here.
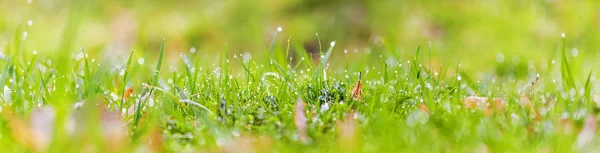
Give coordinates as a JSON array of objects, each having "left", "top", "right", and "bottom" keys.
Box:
[
  {"left": 27, "top": 20, "right": 33, "bottom": 26},
  {"left": 571, "top": 48, "right": 578, "bottom": 57},
  {"left": 138, "top": 58, "right": 144, "bottom": 65},
  {"left": 22, "top": 31, "right": 28, "bottom": 40},
  {"left": 75, "top": 52, "right": 84, "bottom": 61},
  {"left": 242, "top": 52, "right": 252, "bottom": 62},
  {"left": 3, "top": 85, "right": 11, "bottom": 102},
  {"left": 277, "top": 27, "right": 282, "bottom": 32}
]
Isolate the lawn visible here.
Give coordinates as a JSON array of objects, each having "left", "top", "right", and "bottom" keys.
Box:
[{"left": 1, "top": 0, "right": 600, "bottom": 153}]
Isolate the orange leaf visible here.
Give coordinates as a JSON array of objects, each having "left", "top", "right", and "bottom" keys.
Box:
[
  {"left": 350, "top": 72, "right": 363, "bottom": 101},
  {"left": 125, "top": 87, "right": 134, "bottom": 100},
  {"left": 462, "top": 96, "right": 505, "bottom": 115},
  {"left": 520, "top": 95, "right": 541, "bottom": 121},
  {"left": 418, "top": 103, "right": 430, "bottom": 114}
]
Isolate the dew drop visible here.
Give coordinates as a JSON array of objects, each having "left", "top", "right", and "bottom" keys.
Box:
[
  {"left": 190, "top": 47, "right": 196, "bottom": 53},
  {"left": 138, "top": 58, "right": 145, "bottom": 65},
  {"left": 496, "top": 53, "right": 504, "bottom": 63},
  {"left": 277, "top": 27, "right": 282, "bottom": 32},
  {"left": 242, "top": 52, "right": 252, "bottom": 62},
  {"left": 330, "top": 41, "right": 336, "bottom": 47},
  {"left": 571, "top": 48, "right": 578, "bottom": 57},
  {"left": 75, "top": 52, "right": 84, "bottom": 61},
  {"left": 22, "top": 31, "right": 28, "bottom": 39},
  {"left": 27, "top": 20, "right": 33, "bottom": 26}
]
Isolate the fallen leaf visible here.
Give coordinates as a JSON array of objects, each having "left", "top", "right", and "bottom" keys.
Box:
[
  {"left": 337, "top": 111, "right": 360, "bottom": 153},
  {"left": 224, "top": 134, "right": 273, "bottom": 153},
  {"left": 520, "top": 95, "right": 541, "bottom": 121},
  {"left": 350, "top": 72, "right": 363, "bottom": 101},
  {"left": 418, "top": 103, "right": 430, "bottom": 115},
  {"left": 294, "top": 98, "right": 309, "bottom": 143},
  {"left": 146, "top": 127, "right": 164, "bottom": 153},
  {"left": 125, "top": 87, "right": 134, "bottom": 100},
  {"left": 462, "top": 96, "right": 504, "bottom": 109},
  {"left": 576, "top": 114, "right": 597, "bottom": 149},
  {"left": 2, "top": 106, "right": 39, "bottom": 151},
  {"left": 558, "top": 117, "right": 576, "bottom": 135},
  {"left": 462, "top": 96, "right": 505, "bottom": 115}
]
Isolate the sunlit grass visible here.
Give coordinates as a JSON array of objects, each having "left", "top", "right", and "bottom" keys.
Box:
[{"left": 1, "top": 27, "right": 599, "bottom": 152}]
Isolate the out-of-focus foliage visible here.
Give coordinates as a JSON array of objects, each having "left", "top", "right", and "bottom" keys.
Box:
[{"left": 1, "top": 0, "right": 599, "bottom": 74}]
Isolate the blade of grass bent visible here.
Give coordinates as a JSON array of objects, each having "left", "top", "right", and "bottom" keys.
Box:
[{"left": 134, "top": 39, "right": 165, "bottom": 128}]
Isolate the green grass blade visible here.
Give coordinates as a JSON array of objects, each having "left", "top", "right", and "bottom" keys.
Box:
[
  {"left": 80, "top": 47, "right": 93, "bottom": 98},
  {"left": 153, "top": 38, "right": 166, "bottom": 86},
  {"left": 119, "top": 50, "right": 134, "bottom": 110},
  {"left": 312, "top": 41, "right": 335, "bottom": 81},
  {"left": 134, "top": 38, "right": 165, "bottom": 129},
  {"left": 560, "top": 34, "right": 576, "bottom": 90},
  {"left": 584, "top": 71, "right": 592, "bottom": 102}
]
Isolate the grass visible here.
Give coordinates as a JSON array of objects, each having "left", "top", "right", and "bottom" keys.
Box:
[
  {"left": 1, "top": 29, "right": 599, "bottom": 153},
  {"left": 5, "top": 1, "right": 600, "bottom": 152}
]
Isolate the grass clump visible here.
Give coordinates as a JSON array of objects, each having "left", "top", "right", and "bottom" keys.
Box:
[{"left": 0, "top": 31, "right": 599, "bottom": 153}]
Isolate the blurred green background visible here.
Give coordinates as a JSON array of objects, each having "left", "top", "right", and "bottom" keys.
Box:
[{"left": 1, "top": 0, "right": 600, "bottom": 77}]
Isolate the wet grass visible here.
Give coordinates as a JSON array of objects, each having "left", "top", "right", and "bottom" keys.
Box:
[{"left": 0, "top": 30, "right": 599, "bottom": 153}]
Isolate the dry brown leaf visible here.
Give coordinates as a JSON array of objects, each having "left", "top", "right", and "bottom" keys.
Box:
[
  {"left": 577, "top": 114, "right": 597, "bottom": 149},
  {"left": 418, "top": 103, "right": 430, "bottom": 114},
  {"left": 137, "top": 127, "right": 164, "bottom": 153},
  {"left": 2, "top": 106, "right": 40, "bottom": 151},
  {"left": 558, "top": 117, "right": 576, "bottom": 135},
  {"left": 520, "top": 95, "right": 541, "bottom": 121},
  {"left": 350, "top": 72, "right": 363, "bottom": 101},
  {"left": 224, "top": 134, "right": 273, "bottom": 153},
  {"left": 462, "top": 96, "right": 505, "bottom": 109},
  {"left": 337, "top": 111, "right": 360, "bottom": 153},
  {"left": 294, "top": 98, "right": 309, "bottom": 143},
  {"left": 462, "top": 96, "right": 505, "bottom": 115},
  {"left": 125, "top": 87, "right": 134, "bottom": 100}
]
